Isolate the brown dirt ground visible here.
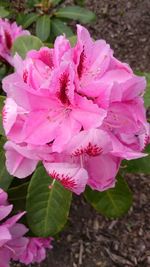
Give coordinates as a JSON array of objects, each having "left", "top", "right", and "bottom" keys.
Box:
[{"left": 11, "top": 0, "right": 150, "bottom": 266}]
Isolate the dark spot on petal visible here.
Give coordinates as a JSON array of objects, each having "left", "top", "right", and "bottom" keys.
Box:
[
  {"left": 49, "top": 171, "right": 76, "bottom": 190},
  {"left": 77, "top": 47, "right": 86, "bottom": 79},
  {"left": 57, "top": 72, "right": 70, "bottom": 105},
  {"left": 4, "top": 30, "right": 12, "bottom": 50},
  {"left": 23, "top": 70, "right": 28, "bottom": 83},
  {"left": 73, "top": 142, "right": 103, "bottom": 157},
  {"left": 39, "top": 50, "right": 54, "bottom": 69}
]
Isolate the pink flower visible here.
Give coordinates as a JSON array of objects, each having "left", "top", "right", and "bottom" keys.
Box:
[
  {"left": 0, "top": 188, "right": 53, "bottom": 266},
  {"left": 0, "top": 188, "right": 28, "bottom": 267},
  {"left": 19, "top": 237, "right": 53, "bottom": 264},
  {"left": 0, "top": 19, "right": 30, "bottom": 65},
  {"left": 2, "top": 25, "right": 149, "bottom": 194}
]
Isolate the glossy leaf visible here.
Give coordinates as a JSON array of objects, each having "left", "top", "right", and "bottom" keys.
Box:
[
  {"left": 0, "top": 63, "right": 8, "bottom": 81},
  {"left": 0, "top": 137, "right": 13, "bottom": 190},
  {"left": 36, "top": 15, "right": 51, "bottom": 42},
  {"left": 50, "top": 0, "right": 64, "bottom": 6},
  {"left": 135, "top": 71, "right": 150, "bottom": 108},
  {"left": 8, "top": 182, "right": 29, "bottom": 211},
  {"left": 84, "top": 176, "right": 133, "bottom": 218},
  {"left": 26, "top": 0, "right": 41, "bottom": 8},
  {"left": 74, "top": 0, "right": 85, "bottom": 6},
  {"left": 12, "top": 35, "right": 43, "bottom": 59},
  {"left": 0, "top": 0, "right": 9, "bottom": 7},
  {"left": 68, "top": 35, "right": 77, "bottom": 47},
  {"left": 17, "top": 13, "right": 39, "bottom": 29},
  {"left": 55, "top": 5, "right": 96, "bottom": 24},
  {"left": 26, "top": 166, "right": 72, "bottom": 237},
  {"left": 0, "top": 6, "right": 9, "bottom": 18},
  {"left": 122, "top": 145, "right": 150, "bottom": 174},
  {"left": 51, "top": 18, "right": 73, "bottom": 38},
  {"left": 0, "top": 95, "right": 5, "bottom": 136}
]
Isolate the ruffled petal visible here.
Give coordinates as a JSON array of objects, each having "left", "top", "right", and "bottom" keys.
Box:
[
  {"left": 44, "top": 162, "right": 88, "bottom": 194},
  {"left": 87, "top": 155, "right": 120, "bottom": 191}
]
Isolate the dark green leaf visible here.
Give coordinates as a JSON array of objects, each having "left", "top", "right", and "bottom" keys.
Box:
[
  {"left": 84, "top": 176, "right": 133, "bottom": 218},
  {"left": 68, "top": 35, "right": 77, "bottom": 47},
  {"left": 26, "top": 166, "right": 72, "bottom": 237},
  {"left": 16, "top": 13, "right": 27, "bottom": 26},
  {"left": 51, "top": 18, "right": 73, "bottom": 38},
  {"left": 0, "top": 95, "right": 5, "bottom": 136},
  {"left": 44, "top": 42, "right": 53, "bottom": 48},
  {"left": 74, "top": 0, "right": 85, "bottom": 6},
  {"left": 55, "top": 5, "right": 96, "bottom": 24},
  {"left": 122, "top": 145, "right": 150, "bottom": 174},
  {"left": 17, "top": 13, "right": 39, "bottom": 29},
  {"left": 26, "top": 0, "right": 41, "bottom": 8},
  {"left": 0, "top": 6, "right": 9, "bottom": 18},
  {"left": 0, "top": 0, "right": 9, "bottom": 7},
  {"left": 36, "top": 15, "right": 51, "bottom": 42},
  {"left": 0, "top": 136, "right": 13, "bottom": 190},
  {"left": 0, "top": 63, "right": 7, "bottom": 81},
  {"left": 50, "top": 0, "right": 65, "bottom": 6},
  {"left": 12, "top": 35, "right": 43, "bottom": 59},
  {"left": 135, "top": 71, "right": 150, "bottom": 108},
  {"left": 8, "top": 182, "right": 29, "bottom": 211}
]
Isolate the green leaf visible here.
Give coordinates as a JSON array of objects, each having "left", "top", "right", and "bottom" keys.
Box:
[
  {"left": 50, "top": 0, "right": 64, "bottom": 6},
  {"left": 135, "top": 71, "right": 150, "bottom": 108},
  {"left": 36, "top": 15, "right": 51, "bottom": 42},
  {"left": 12, "top": 35, "right": 43, "bottom": 59},
  {"left": 44, "top": 42, "right": 53, "bottom": 48},
  {"left": 84, "top": 176, "right": 133, "bottom": 218},
  {"left": 0, "top": 6, "right": 9, "bottom": 18},
  {"left": 68, "top": 35, "right": 77, "bottom": 47},
  {"left": 0, "top": 137, "right": 13, "bottom": 190},
  {"left": 0, "top": 95, "right": 5, "bottom": 136},
  {"left": 0, "top": 63, "right": 8, "bottom": 81},
  {"left": 8, "top": 182, "right": 29, "bottom": 211},
  {"left": 26, "top": 166, "right": 72, "bottom": 237},
  {"left": 74, "top": 0, "right": 85, "bottom": 6},
  {"left": 55, "top": 5, "right": 96, "bottom": 24},
  {"left": 17, "top": 13, "right": 39, "bottom": 29},
  {"left": 51, "top": 18, "right": 73, "bottom": 38},
  {"left": 0, "top": 0, "right": 9, "bottom": 7},
  {"left": 26, "top": 0, "right": 41, "bottom": 8},
  {"left": 122, "top": 145, "right": 150, "bottom": 174}
]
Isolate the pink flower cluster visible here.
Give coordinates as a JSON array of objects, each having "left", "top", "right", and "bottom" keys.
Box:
[
  {"left": 0, "top": 19, "right": 30, "bottom": 65},
  {"left": 2, "top": 25, "right": 149, "bottom": 195},
  {"left": 0, "top": 188, "right": 27, "bottom": 267},
  {"left": 0, "top": 188, "right": 53, "bottom": 266}
]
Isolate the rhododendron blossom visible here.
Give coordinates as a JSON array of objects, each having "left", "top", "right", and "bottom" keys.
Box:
[
  {"left": 0, "top": 188, "right": 28, "bottom": 267},
  {"left": 19, "top": 237, "right": 53, "bottom": 264},
  {"left": 0, "top": 19, "right": 30, "bottom": 65},
  {"left": 2, "top": 25, "right": 149, "bottom": 195},
  {"left": 0, "top": 188, "right": 53, "bottom": 266}
]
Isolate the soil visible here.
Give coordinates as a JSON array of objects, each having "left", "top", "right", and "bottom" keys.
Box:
[{"left": 9, "top": 0, "right": 150, "bottom": 266}]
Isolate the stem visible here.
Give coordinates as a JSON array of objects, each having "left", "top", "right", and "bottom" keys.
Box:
[{"left": 42, "top": 0, "right": 49, "bottom": 9}]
